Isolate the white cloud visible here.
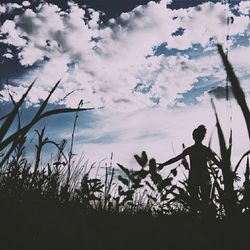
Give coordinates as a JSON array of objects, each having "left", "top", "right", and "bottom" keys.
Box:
[
  {"left": 0, "top": 20, "right": 27, "bottom": 47},
  {"left": 0, "top": 3, "right": 23, "bottom": 18},
  {"left": 169, "top": 2, "right": 249, "bottom": 50},
  {"left": 0, "top": 0, "right": 250, "bottom": 110},
  {"left": 22, "top": 1, "right": 30, "bottom": 7},
  {"left": 239, "top": 1, "right": 250, "bottom": 15},
  {"left": 19, "top": 46, "right": 44, "bottom": 65},
  {"left": 0, "top": 4, "right": 6, "bottom": 14},
  {"left": 229, "top": 45, "right": 250, "bottom": 70},
  {"left": 150, "top": 53, "right": 224, "bottom": 106},
  {"left": 3, "top": 52, "right": 13, "bottom": 59},
  {"left": 2, "top": 48, "right": 13, "bottom": 59}
]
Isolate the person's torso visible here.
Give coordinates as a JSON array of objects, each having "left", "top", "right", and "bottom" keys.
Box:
[{"left": 187, "top": 144, "right": 211, "bottom": 182}]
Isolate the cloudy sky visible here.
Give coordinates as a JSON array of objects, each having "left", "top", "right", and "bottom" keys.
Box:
[{"left": 0, "top": 0, "right": 250, "bottom": 172}]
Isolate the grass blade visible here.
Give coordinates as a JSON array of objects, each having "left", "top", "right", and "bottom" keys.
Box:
[
  {"left": 0, "top": 107, "right": 94, "bottom": 152},
  {"left": 211, "top": 98, "right": 235, "bottom": 216},
  {"left": 217, "top": 44, "right": 250, "bottom": 139},
  {"left": 0, "top": 80, "right": 35, "bottom": 143},
  {"left": 234, "top": 149, "right": 250, "bottom": 173}
]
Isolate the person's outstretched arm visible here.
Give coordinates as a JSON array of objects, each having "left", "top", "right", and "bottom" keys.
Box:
[{"left": 158, "top": 149, "right": 189, "bottom": 170}]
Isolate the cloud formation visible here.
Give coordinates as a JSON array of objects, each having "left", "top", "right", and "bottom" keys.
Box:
[
  {"left": 0, "top": 0, "right": 250, "bottom": 172},
  {"left": 0, "top": 0, "right": 249, "bottom": 110}
]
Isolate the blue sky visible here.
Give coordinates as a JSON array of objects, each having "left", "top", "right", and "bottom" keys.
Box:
[{"left": 0, "top": 0, "right": 250, "bottom": 170}]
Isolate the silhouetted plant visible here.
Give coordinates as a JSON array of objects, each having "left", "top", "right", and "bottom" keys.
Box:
[
  {"left": 217, "top": 44, "right": 250, "bottom": 139},
  {"left": 0, "top": 80, "right": 94, "bottom": 167}
]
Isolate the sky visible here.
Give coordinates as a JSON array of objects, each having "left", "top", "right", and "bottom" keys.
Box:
[{"left": 0, "top": 0, "right": 250, "bottom": 175}]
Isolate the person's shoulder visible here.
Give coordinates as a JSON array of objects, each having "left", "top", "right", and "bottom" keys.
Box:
[
  {"left": 202, "top": 145, "right": 210, "bottom": 150},
  {"left": 203, "top": 145, "right": 214, "bottom": 154},
  {"left": 183, "top": 146, "right": 191, "bottom": 154}
]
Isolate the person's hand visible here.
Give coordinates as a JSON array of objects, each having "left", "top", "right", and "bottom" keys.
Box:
[{"left": 157, "top": 163, "right": 164, "bottom": 171}]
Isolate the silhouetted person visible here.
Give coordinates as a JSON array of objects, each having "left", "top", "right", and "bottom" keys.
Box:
[{"left": 158, "top": 125, "right": 220, "bottom": 215}]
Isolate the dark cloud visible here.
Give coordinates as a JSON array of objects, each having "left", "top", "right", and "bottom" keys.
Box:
[
  {"left": 168, "top": 0, "right": 221, "bottom": 10},
  {"left": 208, "top": 86, "right": 233, "bottom": 100},
  {"left": 0, "top": 44, "right": 26, "bottom": 82},
  {"left": 15, "top": 14, "right": 39, "bottom": 35},
  {"left": 113, "top": 98, "right": 131, "bottom": 104},
  {"left": 62, "top": 0, "right": 161, "bottom": 19},
  {"left": 0, "top": 1, "right": 225, "bottom": 21},
  {"left": 172, "top": 27, "right": 185, "bottom": 37},
  {"left": 0, "top": 0, "right": 161, "bottom": 20}
]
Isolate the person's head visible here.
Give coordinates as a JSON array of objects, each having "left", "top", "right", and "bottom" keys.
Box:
[{"left": 192, "top": 125, "right": 206, "bottom": 143}]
